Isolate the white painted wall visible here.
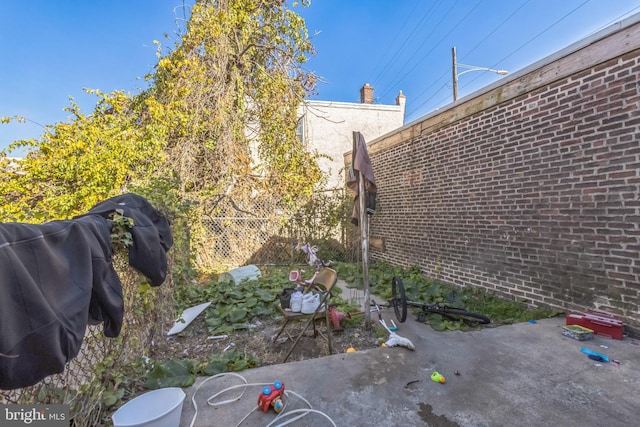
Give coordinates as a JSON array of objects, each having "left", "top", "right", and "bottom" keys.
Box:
[{"left": 299, "top": 94, "right": 405, "bottom": 189}]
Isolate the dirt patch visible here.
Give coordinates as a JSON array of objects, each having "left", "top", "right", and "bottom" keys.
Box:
[{"left": 150, "top": 315, "right": 383, "bottom": 366}]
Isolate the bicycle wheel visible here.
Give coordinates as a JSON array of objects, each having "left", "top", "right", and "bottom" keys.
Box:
[
  {"left": 391, "top": 276, "right": 407, "bottom": 323},
  {"left": 436, "top": 307, "right": 490, "bottom": 324}
]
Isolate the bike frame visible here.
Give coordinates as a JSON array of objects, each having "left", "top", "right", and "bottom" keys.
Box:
[{"left": 389, "top": 276, "right": 490, "bottom": 324}]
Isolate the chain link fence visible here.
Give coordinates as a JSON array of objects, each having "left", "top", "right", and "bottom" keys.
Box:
[
  {"left": 0, "top": 188, "right": 359, "bottom": 425},
  {"left": 0, "top": 254, "right": 175, "bottom": 426},
  {"left": 194, "top": 188, "right": 359, "bottom": 270}
]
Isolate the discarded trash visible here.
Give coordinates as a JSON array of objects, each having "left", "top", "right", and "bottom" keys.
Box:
[
  {"left": 588, "top": 354, "right": 606, "bottom": 362},
  {"left": 218, "top": 265, "right": 261, "bottom": 285},
  {"left": 528, "top": 320, "right": 537, "bottom": 324},
  {"left": 223, "top": 343, "right": 236, "bottom": 353},
  {"left": 580, "top": 347, "right": 610, "bottom": 363},
  {"left": 454, "top": 370, "right": 461, "bottom": 376},
  {"left": 388, "top": 319, "right": 398, "bottom": 331},
  {"left": 167, "top": 302, "right": 212, "bottom": 335},
  {"left": 562, "top": 325, "right": 594, "bottom": 341},
  {"left": 600, "top": 345, "right": 609, "bottom": 349},
  {"left": 431, "top": 372, "right": 446, "bottom": 384},
  {"left": 346, "top": 347, "right": 356, "bottom": 353},
  {"left": 380, "top": 319, "right": 415, "bottom": 350},
  {"left": 385, "top": 332, "right": 415, "bottom": 349},
  {"left": 405, "top": 379, "right": 420, "bottom": 388},
  {"left": 566, "top": 312, "right": 623, "bottom": 340},
  {"left": 207, "top": 335, "right": 228, "bottom": 340},
  {"left": 611, "top": 359, "right": 622, "bottom": 367}
]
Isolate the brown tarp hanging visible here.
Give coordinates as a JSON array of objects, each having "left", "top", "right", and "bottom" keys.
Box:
[{"left": 347, "top": 131, "right": 377, "bottom": 226}]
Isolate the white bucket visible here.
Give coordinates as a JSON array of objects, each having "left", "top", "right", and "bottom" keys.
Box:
[{"left": 112, "top": 387, "right": 185, "bottom": 427}]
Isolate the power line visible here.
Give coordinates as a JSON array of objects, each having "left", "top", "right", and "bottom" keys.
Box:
[
  {"left": 406, "top": 0, "right": 605, "bottom": 120},
  {"left": 482, "top": 0, "right": 592, "bottom": 72},
  {"left": 406, "top": 0, "right": 530, "bottom": 117},
  {"left": 377, "top": 0, "right": 458, "bottom": 101},
  {"left": 379, "top": 0, "right": 486, "bottom": 101},
  {"left": 456, "top": 0, "right": 531, "bottom": 63},
  {"left": 369, "top": 0, "right": 443, "bottom": 85}
]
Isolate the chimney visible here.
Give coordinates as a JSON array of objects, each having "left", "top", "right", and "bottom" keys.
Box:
[
  {"left": 395, "top": 90, "right": 406, "bottom": 107},
  {"left": 360, "top": 83, "right": 374, "bottom": 104}
]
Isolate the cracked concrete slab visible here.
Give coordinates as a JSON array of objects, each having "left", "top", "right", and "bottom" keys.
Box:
[{"left": 178, "top": 314, "right": 639, "bottom": 427}]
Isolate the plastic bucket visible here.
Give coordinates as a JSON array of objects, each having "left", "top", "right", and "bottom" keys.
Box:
[{"left": 112, "top": 387, "right": 185, "bottom": 427}]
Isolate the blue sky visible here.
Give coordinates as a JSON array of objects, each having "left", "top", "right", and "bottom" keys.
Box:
[{"left": 2, "top": 0, "right": 640, "bottom": 155}]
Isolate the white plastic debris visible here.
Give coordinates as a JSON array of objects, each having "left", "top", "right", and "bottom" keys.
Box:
[
  {"left": 167, "top": 302, "right": 212, "bottom": 335},
  {"left": 218, "top": 265, "right": 261, "bottom": 285},
  {"left": 380, "top": 319, "right": 415, "bottom": 350}
]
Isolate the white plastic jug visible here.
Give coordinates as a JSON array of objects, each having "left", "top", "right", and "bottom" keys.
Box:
[{"left": 290, "top": 291, "right": 303, "bottom": 312}]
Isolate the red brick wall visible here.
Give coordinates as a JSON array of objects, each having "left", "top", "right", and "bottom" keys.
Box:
[{"left": 360, "top": 20, "right": 640, "bottom": 333}]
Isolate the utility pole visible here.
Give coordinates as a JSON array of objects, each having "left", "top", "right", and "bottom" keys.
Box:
[
  {"left": 452, "top": 46, "right": 509, "bottom": 102},
  {"left": 452, "top": 46, "right": 458, "bottom": 101}
]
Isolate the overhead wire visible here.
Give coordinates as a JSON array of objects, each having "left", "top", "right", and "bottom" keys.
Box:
[
  {"left": 453, "top": 0, "right": 592, "bottom": 100},
  {"left": 377, "top": 0, "right": 458, "bottom": 101},
  {"left": 369, "top": 0, "right": 442, "bottom": 86},
  {"left": 482, "top": 0, "right": 592, "bottom": 71},
  {"left": 584, "top": 3, "right": 640, "bottom": 36},
  {"left": 455, "top": 0, "right": 531, "bottom": 63},
  {"left": 405, "top": 0, "right": 615, "bottom": 121},
  {"left": 405, "top": 0, "right": 531, "bottom": 119},
  {"left": 379, "top": 0, "right": 487, "bottom": 101}
]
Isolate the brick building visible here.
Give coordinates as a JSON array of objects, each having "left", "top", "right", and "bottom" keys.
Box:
[{"left": 347, "top": 14, "right": 640, "bottom": 333}]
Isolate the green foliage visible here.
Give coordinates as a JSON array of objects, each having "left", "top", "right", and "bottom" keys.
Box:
[
  {"left": 148, "top": 0, "right": 321, "bottom": 211},
  {"left": 338, "top": 261, "right": 559, "bottom": 329},
  {"left": 1, "top": 0, "right": 321, "bottom": 231},
  {"left": 173, "top": 267, "right": 289, "bottom": 336},
  {"left": 201, "top": 349, "right": 259, "bottom": 376},
  {"left": 145, "top": 350, "right": 258, "bottom": 389},
  {"left": 463, "top": 289, "right": 563, "bottom": 324},
  {"left": 109, "top": 209, "right": 135, "bottom": 250},
  {"left": 0, "top": 2, "right": 328, "bottom": 421},
  {"left": 145, "top": 358, "right": 200, "bottom": 389},
  {"left": 172, "top": 264, "right": 356, "bottom": 336},
  {"left": 288, "top": 190, "right": 352, "bottom": 260},
  {"left": 0, "top": 93, "right": 164, "bottom": 222}
]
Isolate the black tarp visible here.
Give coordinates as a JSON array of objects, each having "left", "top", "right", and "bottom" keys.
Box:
[{"left": 0, "top": 194, "right": 172, "bottom": 389}]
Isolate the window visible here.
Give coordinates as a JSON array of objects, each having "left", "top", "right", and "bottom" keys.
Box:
[{"left": 296, "top": 116, "right": 305, "bottom": 144}]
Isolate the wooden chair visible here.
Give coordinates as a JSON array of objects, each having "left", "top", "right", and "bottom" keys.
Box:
[{"left": 273, "top": 267, "right": 338, "bottom": 362}]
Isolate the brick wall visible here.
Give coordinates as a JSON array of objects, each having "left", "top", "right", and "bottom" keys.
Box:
[{"left": 353, "top": 17, "right": 640, "bottom": 333}]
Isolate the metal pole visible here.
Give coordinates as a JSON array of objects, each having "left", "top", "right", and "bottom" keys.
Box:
[
  {"left": 452, "top": 46, "right": 458, "bottom": 101},
  {"left": 358, "top": 165, "right": 370, "bottom": 329},
  {"left": 353, "top": 131, "right": 371, "bottom": 329}
]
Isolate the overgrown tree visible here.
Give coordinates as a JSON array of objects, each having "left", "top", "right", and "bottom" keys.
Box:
[
  {"left": 0, "top": 92, "right": 164, "bottom": 221},
  {"left": 0, "top": 0, "right": 321, "bottom": 223},
  {"left": 147, "top": 0, "right": 321, "bottom": 210}
]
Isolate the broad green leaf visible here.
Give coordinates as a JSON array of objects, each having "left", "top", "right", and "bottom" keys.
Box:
[
  {"left": 145, "top": 359, "right": 198, "bottom": 389},
  {"left": 227, "top": 308, "right": 248, "bottom": 323}
]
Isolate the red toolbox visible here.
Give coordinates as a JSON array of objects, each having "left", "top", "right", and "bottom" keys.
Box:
[{"left": 566, "top": 312, "right": 624, "bottom": 340}]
